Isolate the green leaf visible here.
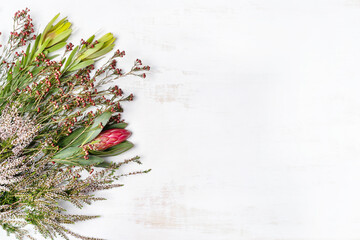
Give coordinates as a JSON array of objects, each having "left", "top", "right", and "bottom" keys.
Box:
[
  {"left": 12, "top": 60, "right": 20, "bottom": 76},
  {"left": 81, "top": 35, "right": 95, "bottom": 50},
  {"left": 65, "top": 128, "right": 93, "bottom": 148},
  {"left": 58, "top": 113, "right": 113, "bottom": 150},
  {"left": 53, "top": 21, "right": 71, "bottom": 35},
  {"left": 80, "top": 112, "right": 112, "bottom": 146},
  {"left": 104, "top": 122, "right": 128, "bottom": 130},
  {"left": 63, "top": 45, "right": 79, "bottom": 71},
  {"left": 45, "top": 41, "right": 67, "bottom": 53},
  {"left": 48, "top": 28, "right": 72, "bottom": 47},
  {"left": 40, "top": 13, "right": 60, "bottom": 45},
  {"left": 53, "top": 146, "right": 82, "bottom": 159},
  {"left": 97, "top": 33, "right": 114, "bottom": 43},
  {"left": 86, "top": 35, "right": 95, "bottom": 44},
  {"left": 68, "top": 59, "right": 94, "bottom": 72},
  {"left": 47, "top": 54, "right": 60, "bottom": 60},
  {"left": 35, "top": 38, "right": 52, "bottom": 57},
  {"left": 30, "top": 66, "right": 45, "bottom": 76},
  {"left": 55, "top": 155, "right": 104, "bottom": 166},
  {"left": 85, "top": 43, "right": 114, "bottom": 60},
  {"left": 103, "top": 37, "right": 115, "bottom": 48},
  {"left": 52, "top": 17, "right": 68, "bottom": 31},
  {"left": 28, "top": 35, "right": 41, "bottom": 64},
  {"left": 22, "top": 44, "right": 31, "bottom": 68},
  {"left": 58, "top": 127, "right": 85, "bottom": 148},
  {"left": 89, "top": 141, "right": 133, "bottom": 157},
  {"left": 77, "top": 42, "right": 104, "bottom": 60}
]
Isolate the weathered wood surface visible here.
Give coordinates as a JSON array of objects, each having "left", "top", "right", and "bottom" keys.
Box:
[{"left": 2, "top": 0, "right": 360, "bottom": 239}]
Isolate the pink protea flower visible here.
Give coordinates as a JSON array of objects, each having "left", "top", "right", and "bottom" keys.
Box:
[{"left": 88, "top": 128, "right": 131, "bottom": 151}]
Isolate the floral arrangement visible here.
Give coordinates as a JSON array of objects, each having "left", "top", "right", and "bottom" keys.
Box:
[{"left": 0, "top": 8, "right": 150, "bottom": 240}]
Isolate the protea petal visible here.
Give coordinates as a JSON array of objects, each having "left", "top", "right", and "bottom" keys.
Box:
[{"left": 88, "top": 128, "right": 131, "bottom": 151}]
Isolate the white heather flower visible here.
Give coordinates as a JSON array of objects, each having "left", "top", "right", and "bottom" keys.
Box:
[
  {"left": 0, "top": 105, "right": 39, "bottom": 155},
  {"left": 0, "top": 156, "right": 26, "bottom": 192}
]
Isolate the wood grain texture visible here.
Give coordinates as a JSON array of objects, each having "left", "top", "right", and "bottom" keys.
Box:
[{"left": 2, "top": 0, "right": 360, "bottom": 239}]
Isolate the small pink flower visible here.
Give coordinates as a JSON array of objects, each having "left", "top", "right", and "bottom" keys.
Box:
[{"left": 88, "top": 129, "right": 131, "bottom": 151}]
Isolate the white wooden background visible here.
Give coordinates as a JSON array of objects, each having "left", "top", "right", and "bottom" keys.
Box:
[{"left": 3, "top": 0, "right": 360, "bottom": 239}]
